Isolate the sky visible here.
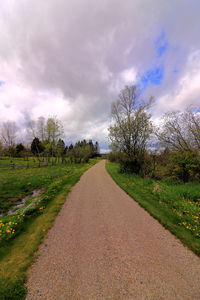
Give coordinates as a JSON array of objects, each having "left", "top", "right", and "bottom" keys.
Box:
[{"left": 0, "top": 0, "right": 200, "bottom": 152}]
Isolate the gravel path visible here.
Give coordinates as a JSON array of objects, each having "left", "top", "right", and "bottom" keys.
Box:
[{"left": 26, "top": 160, "right": 200, "bottom": 299}]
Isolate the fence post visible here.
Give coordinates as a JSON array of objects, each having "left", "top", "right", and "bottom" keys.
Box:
[{"left": 27, "top": 162, "right": 29, "bottom": 168}]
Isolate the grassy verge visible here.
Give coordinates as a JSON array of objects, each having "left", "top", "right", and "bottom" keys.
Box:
[
  {"left": 106, "top": 161, "right": 200, "bottom": 256},
  {"left": 0, "top": 159, "right": 98, "bottom": 300}
]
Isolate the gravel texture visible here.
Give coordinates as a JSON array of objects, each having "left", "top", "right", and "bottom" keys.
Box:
[{"left": 26, "top": 160, "right": 200, "bottom": 299}]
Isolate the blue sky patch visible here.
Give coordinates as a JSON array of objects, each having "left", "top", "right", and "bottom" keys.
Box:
[
  {"left": 155, "top": 31, "right": 168, "bottom": 57},
  {"left": 141, "top": 65, "right": 164, "bottom": 88},
  {"left": 0, "top": 81, "right": 5, "bottom": 86},
  {"left": 173, "top": 68, "right": 179, "bottom": 74}
]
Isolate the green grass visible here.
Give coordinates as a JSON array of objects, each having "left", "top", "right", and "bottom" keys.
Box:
[
  {"left": 0, "top": 159, "right": 83, "bottom": 214},
  {"left": 106, "top": 160, "right": 200, "bottom": 256},
  {"left": 0, "top": 159, "right": 98, "bottom": 300}
]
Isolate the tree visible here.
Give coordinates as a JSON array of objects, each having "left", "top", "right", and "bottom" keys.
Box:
[
  {"left": 68, "top": 144, "right": 73, "bottom": 151},
  {"left": 0, "top": 140, "right": 3, "bottom": 159},
  {"left": 57, "top": 139, "right": 65, "bottom": 163},
  {"left": 108, "top": 85, "right": 153, "bottom": 173},
  {"left": 16, "top": 143, "right": 25, "bottom": 156},
  {"left": 31, "top": 137, "right": 44, "bottom": 156},
  {"left": 1, "top": 121, "right": 17, "bottom": 157},
  {"left": 156, "top": 108, "right": 200, "bottom": 153},
  {"left": 94, "top": 141, "right": 100, "bottom": 155},
  {"left": 27, "top": 120, "right": 37, "bottom": 141},
  {"left": 27, "top": 116, "right": 64, "bottom": 163},
  {"left": 155, "top": 108, "right": 200, "bottom": 182},
  {"left": 37, "top": 116, "right": 46, "bottom": 142},
  {"left": 46, "top": 117, "right": 64, "bottom": 144},
  {"left": 57, "top": 139, "right": 65, "bottom": 154},
  {"left": 45, "top": 117, "right": 64, "bottom": 162}
]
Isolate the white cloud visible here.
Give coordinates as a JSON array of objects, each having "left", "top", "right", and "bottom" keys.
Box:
[
  {"left": 0, "top": 0, "right": 199, "bottom": 148},
  {"left": 155, "top": 50, "right": 200, "bottom": 115},
  {"left": 121, "top": 68, "right": 137, "bottom": 84}
]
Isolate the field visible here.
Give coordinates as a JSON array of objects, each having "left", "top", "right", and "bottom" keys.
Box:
[
  {"left": 0, "top": 158, "right": 99, "bottom": 299},
  {"left": 0, "top": 157, "right": 77, "bottom": 215},
  {"left": 106, "top": 161, "right": 200, "bottom": 256}
]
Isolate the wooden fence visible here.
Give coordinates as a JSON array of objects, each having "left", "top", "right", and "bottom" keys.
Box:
[{"left": 0, "top": 159, "right": 66, "bottom": 169}]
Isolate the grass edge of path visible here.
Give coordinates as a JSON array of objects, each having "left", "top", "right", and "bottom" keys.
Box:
[
  {"left": 0, "top": 160, "right": 98, "bottom": 300},
  {"left": 106, "top": 160, "right": 200, "bottom": 257}
]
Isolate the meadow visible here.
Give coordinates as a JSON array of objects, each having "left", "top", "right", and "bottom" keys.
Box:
[
  {"left": 0, "top": 158, "right": 98, "bottom": 299},
  {"left": 0, "top": 157, "right": 76, "bottom": 215},
  {"left": 106, "top": 161, "right": 200, "bottom": 256}
]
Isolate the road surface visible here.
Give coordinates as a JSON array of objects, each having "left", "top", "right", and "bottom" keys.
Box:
[{"left": 27, "top": 160, "right": 200, "bottom": 299}]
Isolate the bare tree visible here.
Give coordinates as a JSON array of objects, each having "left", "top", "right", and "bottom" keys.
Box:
[
  {"left": 37, "top": 116, "right": 46, "bottom": 142},
  {"left": 185, "top": 108, "right": 200, "bottom": 151},
  {"left": 1, "top": 121, "right": 17, "bottom": 157},
  {"left": 27, "top": 120, "right": 43, "bottom": 161},
  {"left": 0, "top": 139, "right": 3, "bottom": 159},
  {"left": 156, "top": 108, "right": 200, "bottom": 153},
  {"left": 27, "top": 117, "right": 46, "bottom": 143},
  {"left": 108, "top": 85, "right": 153, "bottom": 159},
  {"left": 27, "top": 120, "right": 37, "bottom": 141}
]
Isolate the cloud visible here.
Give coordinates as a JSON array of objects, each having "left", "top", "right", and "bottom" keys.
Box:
[
  {"left": 154, "top": 50, "right": 200, "bottom": 115},
  {"left": 0, "top": 0, "right": 200, "bottom": 149}
]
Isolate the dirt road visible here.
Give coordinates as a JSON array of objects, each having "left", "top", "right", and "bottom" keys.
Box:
[{"left": 27, "top": 160, "right": 200, "bottom": 299}]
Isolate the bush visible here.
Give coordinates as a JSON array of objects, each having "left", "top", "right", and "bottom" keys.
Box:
[
  {"left": 170, "top": 151, "right": 200, "bottom": 183},
  {"left": 119, "top": 156, "right": 142, "bottom": 174},
  {"left": 108, "top": 151, "right": 124, "bottom": 163},
  {"left": 109, "top": 151, "right": 154, "bottom": 176}
]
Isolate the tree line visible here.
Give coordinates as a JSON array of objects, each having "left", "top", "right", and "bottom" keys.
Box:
[
  {"left": 0, "top": 116, "right": 99, "bottom": 164},
  {"left": 108, "top": 85, "right": 200, "bottom": 183}
]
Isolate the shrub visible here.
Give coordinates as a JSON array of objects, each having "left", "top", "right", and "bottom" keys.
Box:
[
  {"left": 119, "top": 155, "right": 142, "bottom": 174},
  {"left": 108, "top": 151, "right": 124, "bottom": 163},
  {"left": 170, "top": 151, "right": 200, "bottom": 183}
]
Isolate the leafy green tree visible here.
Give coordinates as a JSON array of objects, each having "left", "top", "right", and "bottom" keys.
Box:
[
  {"left": 57, "top": 139, "right": 65, "bottom": 154},
  {"left": 64, "top": 145, "right": 68, "bottom": 154},
  {"left": 46, "top": 117, "right": 64, "bottom": 144},
  {"left": 67, "top": 140, "right": 99, "bottom": 163},
  {"left": 108, "top": 85, "right": 153, "bottom": 173},
  {"left": 16, "top": 143, "right": 25, "bottom": 156},
  {"left": 28, "top": 116, "right": 64, "bottom": 163},
  {"left": 31, "top": 137, "right": 44, "bottom": 156},
  {"left": 94, "top": 141, "right": 100, "bottom": 154},
  {"left": 56, "top": 139, "right": 65, "bottom": 163}
]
